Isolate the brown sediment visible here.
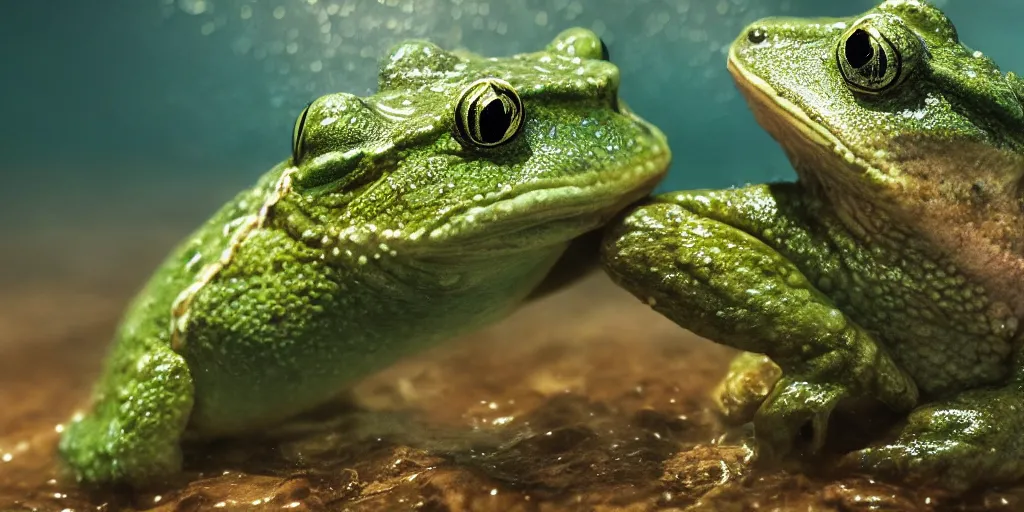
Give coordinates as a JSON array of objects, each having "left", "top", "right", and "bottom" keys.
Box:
[{"left": 0, "top": 221, "right": 1022, "bottom": 511}]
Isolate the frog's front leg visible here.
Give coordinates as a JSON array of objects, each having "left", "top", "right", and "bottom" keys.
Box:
[
  {"left": 844, "top": 384, "right": 1024, "bottom": 492},
  {"left": 600, "top": 183, "right": 919, "bottom": 458},
  {"left": 58, "top": 336, "right": 194, "bottom": 486}
]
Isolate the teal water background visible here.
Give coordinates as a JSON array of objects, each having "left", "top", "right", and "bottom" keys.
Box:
[{"left": 1, "top": 0, "right": 1021, "bottom": 242}]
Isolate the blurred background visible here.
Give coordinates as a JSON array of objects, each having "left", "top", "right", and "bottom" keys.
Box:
[{"left": 0, "top": 0, "right": 1018, "bottom": 289}]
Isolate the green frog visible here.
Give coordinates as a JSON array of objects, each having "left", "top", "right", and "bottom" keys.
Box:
[
  {"left": 602, "top": 0, "right": 1024, "bottom": 491},
  {"left": 59, "top": 28, "right": 670, "bottom": 486}
]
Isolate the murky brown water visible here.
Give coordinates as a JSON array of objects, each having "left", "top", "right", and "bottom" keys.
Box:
[{"left": 3, "top": 218, "right": 1024, "bottom": 511}]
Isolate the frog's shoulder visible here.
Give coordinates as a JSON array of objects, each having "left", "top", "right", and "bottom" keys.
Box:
[{"left": 122, "top": 164, "right": 291, "bottom": 336}]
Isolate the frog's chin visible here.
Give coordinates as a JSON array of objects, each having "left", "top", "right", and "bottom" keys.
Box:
[
  {"left": 726, "top": 53, "right": 899, "bottom": 194},
  {"left": 412, "top": 157, "right": 668, "bottom": 256}
]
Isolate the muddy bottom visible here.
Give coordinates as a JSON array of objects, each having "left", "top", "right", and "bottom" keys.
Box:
[{"left": 2, "top": 220, "right": 1024, "bottom": 512}]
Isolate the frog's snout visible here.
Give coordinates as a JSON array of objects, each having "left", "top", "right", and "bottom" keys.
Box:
[{"left": 598, "top": 62, "right": 623, "bottom": 114}]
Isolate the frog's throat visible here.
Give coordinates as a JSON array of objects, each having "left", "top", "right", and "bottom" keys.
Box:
[{"left": 726, "top": 52, "right": 899, "bottom": 194}]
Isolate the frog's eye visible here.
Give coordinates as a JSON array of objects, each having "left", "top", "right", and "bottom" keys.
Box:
[
  {"left": 453, "top": 78, "right": 524, "bottom": 148},
  {"left": 291, "top": 102, "right": 311, "bottom": 164},
  {"left": 837, "top": 21, "right": 903, "bottom": 94}
]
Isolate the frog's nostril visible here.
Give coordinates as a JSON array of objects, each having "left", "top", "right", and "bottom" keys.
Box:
[{"left": 747, "top": 27, "right": 768, "bottom": 44}]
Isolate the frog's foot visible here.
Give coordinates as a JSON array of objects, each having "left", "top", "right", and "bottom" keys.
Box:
[
  {"left": 714, "top": 351, "right": 782, "bottom": 425},
  {"left": 58, "top": 342, "right": 194, "bottom": 487},
  {"left": 840, "top": 386, "right": 1024, "bottom": 493},
  {"left": 752, "top": 377, "right": 847, "bottom": 459}
]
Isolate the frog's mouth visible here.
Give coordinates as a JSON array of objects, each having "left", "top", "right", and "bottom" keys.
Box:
[
  {"left": 727, "top": 56, "right": 832, "bottom": 150},
  {"left": 419, "top": 146, "right": 670, "bottom": 255},
  {"left": 726, "top": 51, "right": 895, "bottom": 194}
]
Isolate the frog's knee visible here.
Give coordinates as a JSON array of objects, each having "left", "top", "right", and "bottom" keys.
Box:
[
  {"left": 58, "top": 343, "right": 194, "bottom": 486},
  {"left": 714, "top": 352, "right": 782, "bottom": 423}
]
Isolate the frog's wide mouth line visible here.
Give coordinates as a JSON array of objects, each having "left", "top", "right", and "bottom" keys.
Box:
[
  {"left": 726, "top": 51, "right": 890, "bottom": 180},
  {"left": 418, "top": 148, "right": 671, "bottom": 253},
  {"left": 726, "top": 54, "right": 835, "bottom": 149}
]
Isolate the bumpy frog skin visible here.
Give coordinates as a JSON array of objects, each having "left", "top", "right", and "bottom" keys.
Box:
[
  {"left": 59, "top": 28, "right": 670, "bottom": 486},
  {"left": 603, "top": 0, "right": 1024, "bottom": 491}
]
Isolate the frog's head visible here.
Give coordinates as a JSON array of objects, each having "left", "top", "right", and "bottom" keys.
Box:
[
  {"left": 728, "top": 0, "right": 1024, "bottom": 234},
  {"left": 287, "top": 28, "right": 669, "bottom": 256}
]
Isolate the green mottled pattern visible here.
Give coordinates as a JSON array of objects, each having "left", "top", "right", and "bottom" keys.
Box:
[{"left": 59, "top": 27, "right": 670, "bottom": 486}]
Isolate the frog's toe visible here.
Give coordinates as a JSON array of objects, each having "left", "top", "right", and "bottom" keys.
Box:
[
  {"left": 840, "top": 388, "right": 1024, "bottom": 492},
  {"left": 753, "top": 377, "right": 847, "bottom": 460},
  {"left": 59, "top": 413, "right": 185, "bottom": 487},
  {"left": 58, "top": 342, "right": 195, "bottom": 487},
  {"left": 843, "top": 439, "right": 981, "bottom": 493},
  {"left": 714, "top": 352, "right": 782, "bottom": 424}
]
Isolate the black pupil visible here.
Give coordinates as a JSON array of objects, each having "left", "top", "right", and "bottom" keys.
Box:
[
  {"left": 479, "top": 98, "right": 512, "bottom": 144},
  {"left": 292, "top": 106, "right": 309, "bottom": 161},
  {"left": 845, "top": 29, "right": 875, "bottom": 69},
  {"left": 599, "top": 38, "right": 610, "bottom": 61}
]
